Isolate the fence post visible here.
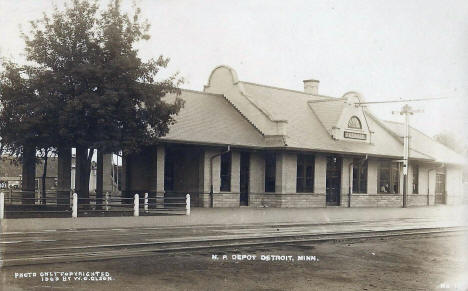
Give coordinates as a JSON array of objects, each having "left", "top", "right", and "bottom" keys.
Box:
[
  {"left": 144, "top": 193, "right": 148, "bottom": 213},
  {"left": 134, "top": 194, "right": 139, "bottom": 217},
  {"left": 186, "top": 193, "right": 190, "bottom": 216},
  {"left": 0, "top": 192, "right": 4, "bottom": 219},
  {"left": 72, "top": 193, "right": 78, "bottom": 218},
  {"left": 105, "top": 192, "right": 109, "bottom": 211}
]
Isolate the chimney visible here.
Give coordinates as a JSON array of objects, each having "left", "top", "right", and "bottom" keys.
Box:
[{"left": 303, "top": 79, "right": 320, "bottom": 95}]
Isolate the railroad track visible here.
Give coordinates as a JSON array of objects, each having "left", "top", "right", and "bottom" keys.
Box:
[{"left": 1, "top": 226, "right": 466, "bottom": 267}]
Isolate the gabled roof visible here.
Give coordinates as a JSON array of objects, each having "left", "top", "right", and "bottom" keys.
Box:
[
  {"left": 161, "top": 89, "right": 266, "bottom": 147},
  {"left": 160, "top": 65, "right": 459, "bottom": 164},
  {"left": 203, "top": 66, "right": 286, "bottom": 137},
  {"left": 382, "top": 120, "right": 464, "bottom": 165},
  {"left": 237, "top": 75, "right": 430, "bottom": 160},
  {"left": 307, "top": 99, "right": 346, "bottom": 134}
]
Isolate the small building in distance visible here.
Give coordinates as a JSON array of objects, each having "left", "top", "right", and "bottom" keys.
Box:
[
  {"left": 0, "top": 156, "right": 59, "bottom": 193},
  {"left": 1, "top": 154, "right": 117, "bottom": 198}
]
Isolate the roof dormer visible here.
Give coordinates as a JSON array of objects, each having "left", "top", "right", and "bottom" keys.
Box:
[
  {"left": 308, "top": 91, "right": 372, "bottom": 143},
  {"left": 331, "top": 92, "right": 371, "bottom": 143}
]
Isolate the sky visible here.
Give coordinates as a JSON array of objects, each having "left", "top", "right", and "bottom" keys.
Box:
[{"left": 1, "top": 0, "right": 467, "bottom": 144}]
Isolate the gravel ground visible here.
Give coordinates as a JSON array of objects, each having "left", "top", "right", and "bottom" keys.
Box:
[{"left": 1, "top": 233, "right": 467, "bottom": 291}]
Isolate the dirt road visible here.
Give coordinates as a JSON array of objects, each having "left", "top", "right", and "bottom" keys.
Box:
[{"left": 2, "top": 232, "right": 467, "bottom": 290}]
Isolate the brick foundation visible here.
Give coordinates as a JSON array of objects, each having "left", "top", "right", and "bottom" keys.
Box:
[
  {"left": 348, "top": 194, "right": 403, "bottom": 207},
  {"left": 407, "top": 194, "right": 433, "bottom": 207},
  {"left": 249, "top": 193, "right": 326, "bottom": 208},
  {"left": 344, "top": 193, "right": 436, "bottom": 207},
  {"left": 213, "top": 192, "right": 241, "bottom": 207},
  {"left": 193, "top": 192, "right": 455, "bottom": 208}
]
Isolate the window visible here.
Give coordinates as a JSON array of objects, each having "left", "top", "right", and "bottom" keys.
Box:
[
  {"left": 378, "top": 161, "right": 400, "bottom": 194},
  {"left": 265, "top": 153, "right": 276, "bottom": 192},
  {"left": 412, "top": 165, "right": 419, "bottom": 194},
  {"left": 348, "top": 116, "right": 362, "bottom": 129},
  {"left": 352, "top": 159, "right": 368, "bottom": 193},
  {"left": 297, "top": 154, "right": 315, "bottom": 192},
  {"left": 220, "top": 152, "right": 231, "bottom": 192},
  {"left": 436, "top": 173, "right": 445, "bottom": 194}
]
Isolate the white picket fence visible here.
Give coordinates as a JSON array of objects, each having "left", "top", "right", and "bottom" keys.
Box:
[{"left": 0, "top": 192, "right": 190, "bottom": 219}]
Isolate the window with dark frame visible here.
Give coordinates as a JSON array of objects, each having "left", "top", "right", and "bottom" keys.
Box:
[
  {"left": 412, "top": 165, "right": 419, "bottom": 194},
  {"left": 436, "top": 173, "right": 445, "bottom": 194},
  {"left": 352, "top": 159, "right": 368, "bottom": 193},
  {"left": 264, "top": 153, "right": 276, "bottom": 193},
  {"left": 378, "top": 160, "right": 400, "bottom": 194},
  {"left": 220, "top": 152, "right": 231, "bottom": 192},
  {"left": 391, "top": 163, "right": 400, "bottom": 194},
  {"left": 296, "top": 154, "right": 315, "bottom": 193},
  {"left": 348, "top": 116, "right": 362, "bottom": 129}
]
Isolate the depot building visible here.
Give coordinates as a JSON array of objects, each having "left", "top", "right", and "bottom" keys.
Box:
[{"left": 121, "top": 65, "right": 464, "bottom": 208}]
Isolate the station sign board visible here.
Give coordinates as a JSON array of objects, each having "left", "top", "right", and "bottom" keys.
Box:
[{"left": 344, "top": 131, "right": 366, "bottom": 140}]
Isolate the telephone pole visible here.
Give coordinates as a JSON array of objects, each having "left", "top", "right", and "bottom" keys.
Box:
[
  {"left": 319, "top": 97, "right": 446, "bottom": 208},
  {"left": 393, "top": 104, "right": 422, "bottom": 208}
]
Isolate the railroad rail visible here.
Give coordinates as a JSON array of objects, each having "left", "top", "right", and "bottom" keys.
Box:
[{"left": 1, "top": 225, "right": 465, "bottom": 267}]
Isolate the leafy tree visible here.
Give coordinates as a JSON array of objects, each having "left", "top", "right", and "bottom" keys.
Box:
[
  {"left": 434, "top": 131, "right": 465, "bottom": 154},
  {"left": 0, "top": 63, "right": 53, "bottom": 155},
  {"left": 434, "top": 131, "right": 468, "bottom": 183},
  {"left": 0, "top": 0, "right": 183, "bottom": 201},
  {"left": 0, "top": 62, "right": 58, "bottom": 203}
]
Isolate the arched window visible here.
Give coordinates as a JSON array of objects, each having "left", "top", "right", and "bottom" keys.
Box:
[{"left": 348, "top": 116, "right": 362, "bottom": 129}]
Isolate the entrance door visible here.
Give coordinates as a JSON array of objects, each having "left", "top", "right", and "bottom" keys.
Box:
[
  {"left": 326, "top": 156, "right": 342, "bottom": 206},
  {"left": 240, "top": 152, "right": 250, "bottom": 206},
  {"left": 435, "top": 172, "right": 446, "bottom": 204}
]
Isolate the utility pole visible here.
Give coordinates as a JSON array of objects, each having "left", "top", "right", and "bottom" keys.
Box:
[
  {"left": 393, "top": 104, "right": 422, "bottom": 208},
  {"left": 321, "top": 97, "right": 446, "bottom": 208}
]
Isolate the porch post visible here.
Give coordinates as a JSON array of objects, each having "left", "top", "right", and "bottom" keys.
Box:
[
  {"left": 341, "top": 157, "right": 353, "bottom": 207},
  {"left": 275, "top": 152, "right": 297, "bottom": 194},
  {"left": 121, "top": 153, "right": 128, "bottom": 199},
  {"left": 96, "top": 151, "right": 103, "bottom": 210},
  {"left": 367, "top": 159, "right": 378, "bottom": 194},
  {"left": 200, "top": 149, "right": 221, "bottom": 208},
  {"left": 314, "top": 154, "right": 327, "bottom": 205},
  {"left": 156, "top": 145, "right": 165, "bottom": 208},
  {"left": 56, "top": 147, "right": 72, "bottom": 208},
  {"left": 231, "top": 151, "right": 241, "bottom": 204},
  {"left": 21, "top": 145, "right": 36, "bottom": 205},
  {"left": 210, "top": 152, "right": 221, "bottom": 207},
  {"left": 103, "top": 154, "right": 113, "bottom": 194},
  {"left": 248, "top": 152, "right": 265, "bottom": 207}
]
